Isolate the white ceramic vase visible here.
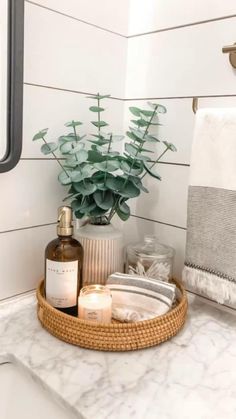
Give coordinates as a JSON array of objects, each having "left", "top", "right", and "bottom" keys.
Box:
[{"left": 75, "top": 223, "right": 124, "bottom": 286}]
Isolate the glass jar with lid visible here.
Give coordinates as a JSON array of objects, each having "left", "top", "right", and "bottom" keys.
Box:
[{"left": 126, "top": 235, "right": 175, "bottom": 282}]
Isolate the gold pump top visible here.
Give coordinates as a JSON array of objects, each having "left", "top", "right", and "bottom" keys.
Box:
[{"left": 57, "top": 206, "right": 73, "bottom": 236}]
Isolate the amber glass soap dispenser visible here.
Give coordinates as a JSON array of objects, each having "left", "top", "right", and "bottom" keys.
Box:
[{"left": 45, "top": 206, "right": 83, "bottom": 316}]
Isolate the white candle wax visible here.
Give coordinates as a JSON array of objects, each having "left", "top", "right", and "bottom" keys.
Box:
[{"left": 78, "top": 287, "right": 112, "bottom": 323}]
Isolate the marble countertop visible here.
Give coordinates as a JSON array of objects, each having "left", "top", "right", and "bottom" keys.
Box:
[{"left": 1, "top": 292, "right": 236, "bottom": 419}]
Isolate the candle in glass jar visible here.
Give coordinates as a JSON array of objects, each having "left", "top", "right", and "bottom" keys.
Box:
[{"left": 78, "top": 285, "right": 112, "bottom": 323}]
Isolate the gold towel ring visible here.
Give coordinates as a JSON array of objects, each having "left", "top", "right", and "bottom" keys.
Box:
[{"left": 192, "top": 97, "right": 198, "bottom": 114}]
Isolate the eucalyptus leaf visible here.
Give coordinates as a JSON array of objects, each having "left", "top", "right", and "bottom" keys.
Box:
[
  {"left": 91, "top": 171, "right": 106, "bottom": 181},
  {"left": 129, "top": 176, "right": 149, "bottom": 193},
  {"left": 91, "top": 144, "right": 106, "bottom": 153},
  {"left": 89, "top": 207, "right": 108, "bottom": 217},
  {"left": 145, "top": 134, "right": 160, "bottom": 143},
  {"left": 71, "top": 199, "right": 82, "bottom": 211},
  {"left": 150, "top": 121, "right": 162, "bottom": 126},
  {"left": 87, "top": 150, "right": 105, "bottom": 163},
  {"left": 64, "top": 158, "right": 78, "bottom": 168},
  {"left": 68, "top": 143, "right": 85, "bottom": 154},
  {"left": 70, "top": 165, "right": 93, "bottom": 182},
  {"left": 162, "top": 141, "right": 177, "bottom": 152},
  {"left": 131, "top": 119, "right": 149, "bottom": 127},
  {"left": 125, "top": 143, "right": 139, "bottom": 154},
  {"left": 94, "top": 160, "right": 120, "bottom": 172},
  {"left": 129, "top": 107, "right": 141, "bottom": 117},
  {"left": 41, "top": 142, "right": 58, "bottom": 155},
  {"left": 140, "top": 147, "right": 154, "bottom": 153},
  {"left": 143, "top": 162, "right": 162, "bottom": 180},
  {"left": 65, "top": 121, "right": 83, "bottom": 127},
  {"left": 79, "top": 197, "right": 97, "bottom": 213},
  {"left": 73, "top": 149, "right": 88, "bottom": 164},
  {"left": 89, "top": 106, "right": 105, "bottom": 112},
  {"left": 32, "top": 128, "right": 48, "bottom": 141},
  {"left": 92, "top": 121, "right": 109, "bottom": 128},
  {"left": 148, "top": 102, "right": 167, "bottom": 113},
  {"left": 119, "top": 180, "right": 140, "bottom": 198},
  {"left": 88, "top": 139, "right": 109, "bottom": 146},
  {"left": 58, "top": 135, "right": 74, "bottom": 144},
  {"left": 125, "top": 143, "right": 151, "bottom": 161},
  {"left": 118, "top": 198, "right": 130, "bottom": 214},
  {"left": 106, "top": 175, "right": 140, "bottom": 198},
  {"left": 86, "top": 94, "right": 111, "bottom": 100},
  {"left": 60, "top": 142, "right": 73, "bottom": 154},
  {"left": 74, "top": 209, "right": 84, "bottom": 219},
  {"left": 59, "top": 134, "right": 84, "bottom": 143},
  {"left": 91, "top": 134, "right": 106, "bottom": 140},
  {"left": 94, "top": 190, "right": 114, "bottom": 210},
  {"left": 126, "top": 131, "right": 139, "bottom": 142},
  {"left": 95, "top": 184, "right": 107, "bottom": 191},
  {"left": 73, "top": 180, "right": 97, "bottom": 196},
  {"left": 68, "top": 133, "right": 86, "bottom": 141},
  {"left": 140, "top": 110, "right": 156, "bottom": 117},
  {"left": 104, "top": 151, "right": 119, "bottom": 157},
  {"left": 120, "top": 160, "right": 143, "bottom": 176},
  {"left": 116, "top": 198, "right": 130, "bottom": 221},
  {"left": 116, "top": 206, "right": 130, "bottom": 221},
  {"left": 58, "top": 170, "right": 72, "bottom": 185},
  {"left": 129, "top": 127, "right": 145, "bottom": 141},
  {"left": 105, "top": 176, "right": 125, "bottom": 191}
]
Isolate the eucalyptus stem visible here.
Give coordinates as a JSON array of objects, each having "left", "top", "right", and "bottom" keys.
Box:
[
  {"left": 71, "top": 126, "right": 85, "bottom": 186},
  {"left": 97, "top": 94, "right": 101, "bottom": 138},
  {"left": 107, "top": 202, "right": 117, "bottom": 223},
  {"left": 73, "top": 124, "right": 78, "bottom": 143},
  {"left": 141, "top": 146, "right": 169, "bottom": 180},
  {"left": 104, "top": 134, "right": 112, "bottom": 184},
  {"left": 42, "top": 137, "right": 70, "bottom": 177},
  {"left": 107, "top": 106, "right": 158, "bottom": 221},
  {"left": 123, "top": 105, "right": 158, "bottom": 188}
]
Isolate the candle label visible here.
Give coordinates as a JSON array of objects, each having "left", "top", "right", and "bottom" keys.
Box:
[
  {"left": 83, "top": 308, "right": 103, "bottom": 322},
  {"left": 46, "top": 259, "right": 78, "bottom": 308}
]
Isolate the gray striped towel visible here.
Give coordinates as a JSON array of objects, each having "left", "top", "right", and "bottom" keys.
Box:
[
  {"left": 182, "top": 108, "right": 236, "bottom": 306},
  {"left": 106, "top": 272, "right": 176, "bottom": 322}
]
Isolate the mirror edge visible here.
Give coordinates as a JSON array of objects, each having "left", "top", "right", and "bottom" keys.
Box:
[{"left": 0, "top": 0, "right": 24, "bottom": 173}]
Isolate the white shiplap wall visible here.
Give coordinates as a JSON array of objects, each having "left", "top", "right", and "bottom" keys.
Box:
[
  {"left": 1, "top": 0, "right": 236, "bottom": 300},
  {"left": 124, "top": 0, "right": 236, "bottom": 282},
  {"left": 0, "top": 1, "right": 127, "bottom": 300}
]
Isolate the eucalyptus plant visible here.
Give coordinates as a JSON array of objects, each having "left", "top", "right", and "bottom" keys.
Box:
[{"left": 33, "top": 94, "right": 176, "bottom": 224}]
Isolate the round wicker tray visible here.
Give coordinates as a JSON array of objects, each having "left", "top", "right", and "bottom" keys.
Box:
[{"left": 36, "top": 279, "right": 188, "bottom": 352}]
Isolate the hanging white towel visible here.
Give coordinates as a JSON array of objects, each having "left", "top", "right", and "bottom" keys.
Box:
[{"left": 182, "top": 108, "right": 236, "bottom": 306}]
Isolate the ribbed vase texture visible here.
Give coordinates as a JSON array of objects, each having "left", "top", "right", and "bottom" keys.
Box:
[{"left": 76, "top": 223, "right": 124, "bottom": 286}]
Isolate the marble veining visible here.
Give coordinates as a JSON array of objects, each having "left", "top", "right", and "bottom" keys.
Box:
[{"left": 0, "top": 293, "right": 236, "bottom": 419}]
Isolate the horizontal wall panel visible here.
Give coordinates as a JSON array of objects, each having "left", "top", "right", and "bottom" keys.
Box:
[
  {"left": 128, "top": 0, "right": 236, "bottom": 35},
  {"left": 124, "top": 99, "right": 194, "bottom": 164},
  {"left": 0, "top": 160, "right": 64, "bottom": 232},
  {"left": 23, "top": 84, "right": 125, "bottom": 158},
  {"left": 130, "top": 165, "right": 189, "bottom": 228},
  {"left": 24, "top": 3, "right": 127, "bottom": 98},
  {"left": 199, "top": 95, "right": 236, "bottom": 109},
  {"left": 126, "top": 17, "right": 236, "bottom": 98},
  {"left": 0, "top": 224, "right": 55, "bottom": 300},
  {"left": 121, "top": 215, "right": 186, "bottom": 280},
  {"left": 34, "top": 0, "right": 129, "bottom": 35}
]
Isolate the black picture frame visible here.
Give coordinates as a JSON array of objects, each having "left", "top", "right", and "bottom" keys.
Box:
[{"left": 0, "top": 0, "right": 24, "bottom": 173}]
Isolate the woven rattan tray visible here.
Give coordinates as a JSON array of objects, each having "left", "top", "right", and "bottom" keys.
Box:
[{"left": 36, "top": 279, "right": 188, "bottom": 352}]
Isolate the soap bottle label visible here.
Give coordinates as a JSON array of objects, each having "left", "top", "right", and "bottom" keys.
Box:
[{"left": 46, "top": 259, "right": 78, "bottom": 308}]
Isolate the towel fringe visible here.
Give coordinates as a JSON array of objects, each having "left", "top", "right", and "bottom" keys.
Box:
[{"left": 182, "top": 266, "right": 236, "bottom": 305}]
